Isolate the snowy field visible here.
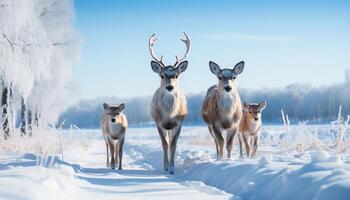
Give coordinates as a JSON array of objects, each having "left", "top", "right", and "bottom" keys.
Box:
[{"left": 1, "top": 125, "right": 350, "bottom": 200}]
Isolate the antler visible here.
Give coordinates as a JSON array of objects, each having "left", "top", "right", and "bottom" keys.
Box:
[
  {"left": 174, "top": 32, "right": 191, "bottom": 66},
  {"left": 149, "top": 33, "right": 165, "bottom": 66}
]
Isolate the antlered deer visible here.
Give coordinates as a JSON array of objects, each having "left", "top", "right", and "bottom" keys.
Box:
[
  {"left": 148, "top": 33, "right": 190, "bottom": 174},
  {"left": 101, "top": 103, "right": 127, "bottom": 170},
  {"left": 202, "top": 61, "right": 244, "bottom": 160},
  {"left": 239, "top": 101, "right": 266, "bottom": 158}
]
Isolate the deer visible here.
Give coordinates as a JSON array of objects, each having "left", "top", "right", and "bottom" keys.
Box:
[
  {"left": 148, "top": 32, "right": 190, "bottom": 174},
  {"left": 239, "top": 101, "right": 266, "bottom": 158},
  {"left": 101, "top": 103, "right": 127, "bottom": 170},
  {"left": 202, "top": 61, "right": 245, "bottom": 160}
]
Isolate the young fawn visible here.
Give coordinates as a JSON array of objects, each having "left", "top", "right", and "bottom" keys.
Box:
[
  {"left": 239, "top": 101, "right": 266, "bottom": 158},
  {"left": 202, "top": 61, "right": 244, "bottom": 160},
  {"left": 148, "top": 33, "right": 190, "bottom": 174},
  {"left": 101, "top": 103, "right": 128, "bottom": 170}
]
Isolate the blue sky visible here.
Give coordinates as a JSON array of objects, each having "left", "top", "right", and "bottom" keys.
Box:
[{"left": 73, "top": 0, "right": 350, "bottom": 99}]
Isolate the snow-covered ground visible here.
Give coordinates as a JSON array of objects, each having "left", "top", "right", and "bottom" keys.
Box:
[{"left": 1, "top": 125, "right": 350, "bottom": 200}]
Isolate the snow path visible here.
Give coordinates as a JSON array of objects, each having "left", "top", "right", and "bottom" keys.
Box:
[
  {"left": 65, "top": 142, "right": 232, "bottom": 199},
  {"left": 0, "top": 141, "right": 232, "bottom": 200},
  {"left": 2, "top": 126, "right": 350, "bottom": 200}
]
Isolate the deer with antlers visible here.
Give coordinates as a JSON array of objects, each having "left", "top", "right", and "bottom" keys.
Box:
[
  {"left": 202, "top": 61, "right": 245, "bottom": 160},
  {"left": 148, "top": 33, "right": 190, "bottom": 174}
]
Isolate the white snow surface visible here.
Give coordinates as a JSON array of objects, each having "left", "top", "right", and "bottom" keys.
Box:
[{"left": 1, "top": 126, "right": 350, "bottom": 200}]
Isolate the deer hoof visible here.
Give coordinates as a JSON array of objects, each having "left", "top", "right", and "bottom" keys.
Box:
[
  {"left": 110, "top": 163, "right": 116, "bottom": 170},
  {"left": 164, "top": 167, "right": 169, "bottom": 172},
  {"left": 169, "top": 167, "right": 175, "bottom": 174}
]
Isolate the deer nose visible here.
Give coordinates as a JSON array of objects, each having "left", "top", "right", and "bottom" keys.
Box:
[
  {"left": 254, "top": 117, "right": 259, "bottom": 121},
  {"left": 224, "top": 86, "right": 232, "bottom": 92},
  {"left": 111, "top": 118, "right": 116, "bottom": 123},
  {"left": 166, "top": 85, "right": 174, "bottom": 91}
]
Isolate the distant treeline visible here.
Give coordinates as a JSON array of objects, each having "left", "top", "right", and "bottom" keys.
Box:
[{"left": 59, "top": 83, "right": 350, "bottom": 128}]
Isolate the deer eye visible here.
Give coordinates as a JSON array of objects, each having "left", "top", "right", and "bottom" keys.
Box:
[
  {"left": 233, "top": 76, "right": 236, "bottom": 80},
  {"left": 161, "top": 75, "right": 165, "bottom": 79},
  {"left": 219, "top": 77, "right": 222, "bottom": 80},
  {"left": 107, "top": 113, "right": 111, "bottom": 115},
  {"left": 175, "top": 74, "right": 179, "bottom": 78},
  {"left": 249, "top": 111, "right": 252, "bottom": 114}
]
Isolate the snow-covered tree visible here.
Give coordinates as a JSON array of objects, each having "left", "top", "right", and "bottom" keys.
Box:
[
  {"left": 0, "top": 0, "right": 52, "bottom": 99},
  {"left": 26, "top": 0, "right": 81, "bottom": 127},
  {"left": 0, "top": 0, "right": 80, "bottom": 137}
]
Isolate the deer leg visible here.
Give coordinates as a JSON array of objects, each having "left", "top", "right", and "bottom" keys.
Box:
[
  {"left": 169, "top": 125, "right": 181, "bottom": 174},
  {"left": 226, "top": 127, "right": 237, "bottom": 159},
  {"left": 238, "top": 133, "right": 243, "bottom": 159},
  {"left": 208, "top": 126, "right": 219, "bottom": 159},
  {"left": 108, "top": 140, "right": 115, "bottom": 169},
  {"left": 242, "top": 134, "right": 251, "bottom": 158},
  {"left": 118, "top": 138, "right": 124, "bottom": 170},
  {"left": 250, "top": 136, "right": 254, "bottom": 149},
  {"left": 212, "top": 125, "right": 224, "bottom": 160},
  {"left": 157, "top": 125, "right": 169, "bottom": 172},
  {"left": 115, "top": 142, "right": 119, "bottom": 168},
  {"left": 105, "top": 139, "right": 110, "bottom": 167},
  {"left": 251, "top": 135, "right": 259, "bottom": 158}
]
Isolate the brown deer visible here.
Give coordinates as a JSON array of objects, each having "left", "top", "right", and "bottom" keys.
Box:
[
  {"left": 148, "top": 33, "right": 190, "bottom": 174},
  {"left": 239, "top": 101, "right": 266, "bottom": 158},
  {"left": 202, "top": 61, "right": 244, "bottom": 160},
  {"left": 101, "top": 103, "right": 127, "bottom": 170}
]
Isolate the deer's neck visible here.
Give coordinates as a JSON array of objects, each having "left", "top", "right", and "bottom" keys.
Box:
[
  {"left": 218, "top": 90, "right": 237, "bottom": 113},
  {"left": 248, "top": 118, "right": 261, "bottom": 133},
  {"left": 243, "top": 112, "right": 261, "bottom": 133},
  {"left": 161, "top": 89, "right": 180, "bottom": 117}
]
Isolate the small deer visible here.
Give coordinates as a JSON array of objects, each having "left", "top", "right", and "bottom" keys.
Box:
[
  {"left": 101, "top": 103, "right": 127, "bottom": 170},
  {"left": 239, "top": 101, "right": 266, "bottom": 158},
  {"left": 202, "top": 61, "right": 244, "bottom": 160},
  {"left": 148, "top": 33, "right": 190, "bottom": 174}
]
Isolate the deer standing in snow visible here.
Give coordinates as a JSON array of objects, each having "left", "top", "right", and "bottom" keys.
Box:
[
  {"left": 239, "top": 101, "right": 266, "bottom": 158},
  {"left": 101, "top": 103, "right": 127, "bottom": 170},
  {"left": 148, "top": 33, "right": 190, "bottom": 174},
  {"left": 202, "top": 61, "right": 244, "bottom": 160}
]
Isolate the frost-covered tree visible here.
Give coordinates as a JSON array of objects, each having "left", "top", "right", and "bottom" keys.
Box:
[
  {"left": 0, "top": 0, "right": 52, "bottom": 98},
  {"left": 26, "top": 0, "right": 81, "bottom": 127},
  {"left": 1, "top": 0, "right": 51, "bottom": 137},
  {"left": 0, "top": 0, "right": 80, "bottom": 137}
]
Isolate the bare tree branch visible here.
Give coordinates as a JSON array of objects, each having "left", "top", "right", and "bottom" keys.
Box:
[
  {"left": 1, "top": 32, "right": 14, "bottom": 53},
  {"left": 52, "top": 42, "right": 69, "bottom": 46},
  {"left": 39, "top": 1, "right": 60, "bottom": 17},
  {"left": 39, "top": 7, "right": 48, "bottom": 17}
]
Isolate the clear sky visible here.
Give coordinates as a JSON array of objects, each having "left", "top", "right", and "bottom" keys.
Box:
[{"left": 73, "top": 0, "right": 350, "bottom": 99}]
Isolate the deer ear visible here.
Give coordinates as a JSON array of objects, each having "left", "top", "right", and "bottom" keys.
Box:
[
  {"left": 177, "top": 61, "right": 188, "bottom": 73},
  {"left": 118, "top": 103, "right": 125, "bottom": 111},
  {"left": 233, "top": 61, "right": 244, "bottom": 74},
  {"left": 103, "top": 103, "right": 109, "bottom": 110},
  {"left": 151, "top": 61, "right": 162, "bottom": 74},
  {"left": 243, "top": 102, "right": 250, "bottom": 110},
  {"left": 209, "top": 61, "right": 220, "bottom": 76},
  {"left": 258, "top": 101, "right": 267, "bottom": 110}
]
